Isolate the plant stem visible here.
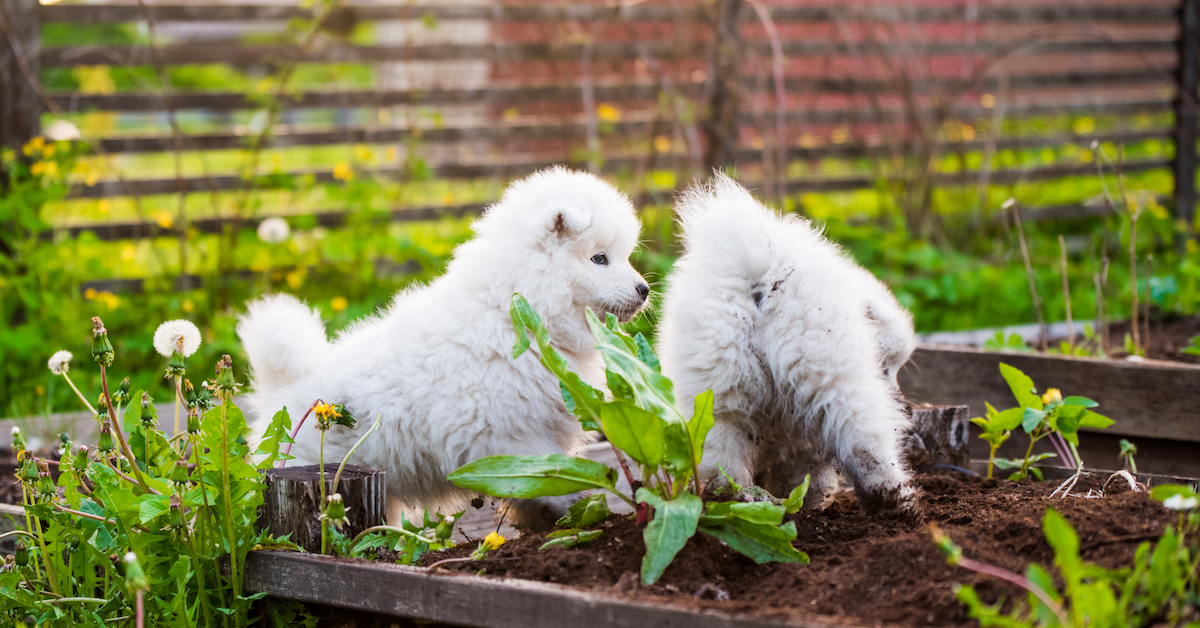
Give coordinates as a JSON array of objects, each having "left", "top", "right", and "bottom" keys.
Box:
[
  {"left": 1058, "top": 234, "right": 1074, "bottom": 353},
  {"left": 218, "top": 399, "right": 240, "bottom": 597},
  {"left": 955, "top": 555, "right": 1070, "bottom": 627},
  {"left": 183, "top": 532, "right": 212, "bottom": 627},
  {"left": 1012, "top": 205, "right": 1048, "bottom": 352},
  {"left": 53, "top": 504, "right": 116, "bottom": 525},
  {"left": 331, "top": 412, "right": 382, "bottom": 496},
  {"left": 60, "top": 372, "right": 96, "bottom": 414},
  {"left": 20, "top": 484, "right": 42, "bottom": 582},
  {"left": 99, "top": 365, "right": 150, "bottom": 492},
  {"left": 347, "top": 524, "right": 435, "bottom": 550},
  {"left": 34, "top": 597, "right": 108, "bottom": 605},
  {"left": 986, "top": 445, "right": 997, "bottom": 479},
  {"left": 173, "top": 375, "right": 182, "bottom": 450},
  {"left": 279, "top": 400, "right": 318, "bottom": 467},
  {"left": 320, "top": 429, "right": 329, "bottom": 555}
]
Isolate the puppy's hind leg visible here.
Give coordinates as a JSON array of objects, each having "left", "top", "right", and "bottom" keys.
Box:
[{"left": 820, "top": 392, "right": 922, "bottom": 523}]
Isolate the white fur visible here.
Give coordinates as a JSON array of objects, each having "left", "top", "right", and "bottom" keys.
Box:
[
  {"left": 238, "top": 167, "right": 648, "bottom": 528},
  {"left": 657, "top": 174, "right": 920, "bottom": 520}
]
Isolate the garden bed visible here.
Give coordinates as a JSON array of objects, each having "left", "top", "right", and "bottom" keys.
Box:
[
  {"left": 899, "top": 345, "right": 1200, "bottom": 478},
  {"left": 247, "top": 471, "right": 1176, "bottom": 628}
]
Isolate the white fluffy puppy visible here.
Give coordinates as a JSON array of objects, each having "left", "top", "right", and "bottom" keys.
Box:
[
  {"left": 237, "top": 167, "right": 649, "bottom": 529},
  {"left": 657, "top": 174, "right": 920, "bottom": 521}
]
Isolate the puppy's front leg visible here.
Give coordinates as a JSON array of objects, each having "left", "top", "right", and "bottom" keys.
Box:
[{"left": 823, "top": 395, "right": 922, "bottom": 522}]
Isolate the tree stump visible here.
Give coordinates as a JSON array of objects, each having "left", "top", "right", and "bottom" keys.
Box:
[
  {"left": 258, "top": 464, "right": 386, "bottom": 553},
  {"left": 905, "top": 404, "right": 971, "bottom": 470}
]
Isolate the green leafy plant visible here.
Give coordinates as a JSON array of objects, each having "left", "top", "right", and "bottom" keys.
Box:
[
  {"left": 1183, "top": 334, "right": 1200, "bottom": 358},
  {"left": 978, "top": 363, "right": 1114, "bottom": 481},
  {"left": 447, "top": 294, "right": 810, "bottom": 585},
  {"left": 0, "top": 316, "right": 314, "bottom": 627},
  {"left": 984, "top": 331, "right": 1033, "bottom": 353},
  {"left": 934, "top": 486, "right": 1199, "bottom": 627}
]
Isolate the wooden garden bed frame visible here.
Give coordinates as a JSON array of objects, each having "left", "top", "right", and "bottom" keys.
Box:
[
  {"left": 242, "top": 550, "right": 840, "bottom": 628},
  {"left": 899, "top": 346, "right": 1200, "bottom": 477}
]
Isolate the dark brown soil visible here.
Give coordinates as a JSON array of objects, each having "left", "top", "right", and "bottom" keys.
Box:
[
  {"left": 1052, "top": 315, "right": 1200, "bottom": 363},
  {"left": 418, "top": 472, "right": 1174, "bottom": 628}
]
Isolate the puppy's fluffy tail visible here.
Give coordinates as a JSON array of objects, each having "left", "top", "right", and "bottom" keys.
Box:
[{"left": 237, "top": 294, "right": 328, "bottom": 395}]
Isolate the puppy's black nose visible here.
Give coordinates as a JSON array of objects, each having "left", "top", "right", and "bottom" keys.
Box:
[{"left": 636, "top": 283, "right": 649, "bottom": 301}]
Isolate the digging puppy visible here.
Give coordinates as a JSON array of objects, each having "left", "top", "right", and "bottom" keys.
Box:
[
  {"left": 657, "top": 174, "right": 920, "bottom": 522},
  {"left": 238, "top": 167, "right": 649, "bottom": 530}
]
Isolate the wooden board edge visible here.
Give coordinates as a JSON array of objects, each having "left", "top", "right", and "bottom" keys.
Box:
[{"left": 243, "top": 551, "right": 851, "bottom": 628}]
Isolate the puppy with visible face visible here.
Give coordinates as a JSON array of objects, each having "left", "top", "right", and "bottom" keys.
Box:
[
  {"left": 657, "top": 174, "right": 920, "bottom": 522},
  {"left": 238, "top": 167, "right": 648, "bottom": 529}
]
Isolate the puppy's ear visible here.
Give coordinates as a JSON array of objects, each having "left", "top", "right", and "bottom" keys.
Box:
[{"left": 545, "top": 204, "right": 591, "bottom": 239}]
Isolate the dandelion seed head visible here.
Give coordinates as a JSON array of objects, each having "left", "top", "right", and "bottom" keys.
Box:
[
  {"left": 10, "top": 426, "right": 19, "bottom": 436},
  {"left": 124, "top": 551, "right": 137, "bottom": 563},
  {"left": 47, "top": 350, "right": 73, "bottom": 375},
  {"left": 153, "top": 319, "right": 202, "bottom": 358},
  {"left": 257, "top": 216, "right": 291, "bottom": 244}
]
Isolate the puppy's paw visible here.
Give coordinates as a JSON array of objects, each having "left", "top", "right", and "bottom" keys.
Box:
[{"left": 855, "top": 482, "right": 923, "bottom": 525}]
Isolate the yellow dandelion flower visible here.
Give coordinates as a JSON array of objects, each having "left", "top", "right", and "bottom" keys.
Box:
[
  {"left": 1072, "top": 118, "right": 1095, "bottom": 135},
  {"left": 121, "top": 245, "right": 136, "bottom": 261},
  {"left": 356, "top": 146, "right": 374, "bottom": 162},
  {"left": 960, "top": 125, "right": 976, "bottom": 141},
  {"left": 1188, "top": 239, "right": 1199, "bottom": 255},
  {"left": 442, "top": 192, "right": 455, "bottom": 206},
  {"left": 313, "top": 401, "right": 341, "bottom": 421},
  {"left": 84, "top": 287, "right": 98, "bottom": 300},
  {"left": 980, "top": 93, "right": 995, "bottom": 108},
  {"left": 333, "top": 162, "right": 354, "bottom": 182},
  {"left": 30, "top": 162, "right": 44, "bottom": 176},
  {"left": 1079, "top": 150, "right": 1093, "bottom": 164},
  {"left": 182, "top": 299, "right": 195, "bottom": 313},
  {"left": 22, "top": 136, "right": 44, "bottom": 157},
  {"left": 596, "top": 103, "right": 620, "bottom": 122},
  {"left": 653, "top": 135, "right": 671, "bottom": 153},
  {"left": 385, "top": 147, "right": 398, "bottom": 162},
  {"left": 502, "top": 107, "right": 519, "bottom": 122},
  {"left": 42, "top": 144, "right": 55, "bottom": 158},
  {"left": 154, "top": 212, "right": 175, "bottom": 230},
  {"left": 1041, "top": 388, "right": 1062, "bottom": 406},
  {"left": 286, "top": 269, "right": 304, "bottom": 289},
  {"left": 97, "top": 199, "right": 111, "bottom": 215},
  {"left": 483, "top": 531, "right": 506, "bottom": 550},
  {"left": 830, "top": 128, "right": 849, "bottom": 144},
  {"left": 798, "top": 134, "right": 820, "bottom": 149},
  {"left": 330, "top": 296, "right": 348, "bottom": 312}
]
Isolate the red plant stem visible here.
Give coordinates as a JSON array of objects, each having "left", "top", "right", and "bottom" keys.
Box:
[
  {"left": 136, "top": 590, "right": 144, "bottom": 628},
  {"left": 957, "top": 556, "right": 1069, "bottom": 626},
  {"left": 279, "top": 400, "right": 319, "bottom": 467},
  {"left": 609, "top": 443, "right": 637, "bottom": 494},
  {"left": 1048, "top": 432, "right": 1072, "bottom": 469},
  {"left": 99, "top": 365, "right": 150, "bottom": 492}
]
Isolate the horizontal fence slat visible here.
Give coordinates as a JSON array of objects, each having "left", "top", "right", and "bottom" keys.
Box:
[
  {"left": 49, "top": 71, "right": 1176, "bottom": 114},
  {"left": 39, "top": 2, "right": 1181, "bottom": 25},
  {"left": 61, "top": 152, "right": 1170, "bottom": 202},
  {"left": 38, "top": 39, "right": 1179, "bottom": 69}
]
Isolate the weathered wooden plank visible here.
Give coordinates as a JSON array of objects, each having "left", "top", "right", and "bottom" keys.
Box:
[
  {"left": 243, "top": 551, "right": 836, "bottom": 628},
  {"left": 39, "top": 2, "right": 1180, "bottom": 25},
  {"left": 899, "top": 346, "right": 1200, "bottom": 443}
]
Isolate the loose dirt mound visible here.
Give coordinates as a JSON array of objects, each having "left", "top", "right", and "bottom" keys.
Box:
[{"left": 421, "top": 472, "right": 1174, "bottom": 627}]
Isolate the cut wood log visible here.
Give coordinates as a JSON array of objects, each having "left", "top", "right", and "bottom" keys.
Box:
[
  {"left": 906, "top": 404, "right": 971, "bottom": 470},
  {"left": 258, "top": 464, "right": 386, "bottom": 553}
]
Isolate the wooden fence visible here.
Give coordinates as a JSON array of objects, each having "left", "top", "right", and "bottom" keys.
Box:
[{"left": 0, "top": 0, "right": 1196, "bottom": 246}]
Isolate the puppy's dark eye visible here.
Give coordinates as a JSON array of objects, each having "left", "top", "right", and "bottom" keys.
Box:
[{"left": 591, "top": 253, "right": 608, "bottom": 265}]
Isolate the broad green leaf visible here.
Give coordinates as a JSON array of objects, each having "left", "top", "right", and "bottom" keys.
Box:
[
  {"left": 511, "top": 294, "right": 605, "bottom": 431},
  {"left": 783, "top": 474, "right": 811, "bottom": 514},
  {"left": 1021, "top": 407, "right": 1046, "bottom": 433},
  {"left": 703, "top": 500, "right": 786, "bottom": 526},
  {"left": 121, "top": 389, "right": 157, "bottom": 433},
  {"left": 448, "top": 454, "right": 618, "bottom": 498},
  {"left": 687, "top": 390, "right": 715, "bottom": 467},
  {"left": 637, "top": 489, "right": 702, "bottom": 585},
  {"left": 699, "top": 519, "right": 808, "bottom": 565},
  {"left": 539, "top": 529, "right": 603, "bottom": 550},
  {"left": 999, "top": 363, "right": 1043, "bottom": 410},
  {"left": 634, "top": 333, "right": 661, "bottom": 373},
  {"left": 586, "top": 310, "right": 678, "bottom": 422},
  {"left": 556, "top": 494, "right": 611, "bottom": 528},
  {"left": 1077, "top": 411, "right": 1114, "bottom": 430},
  {"left": 253, "top": 407, "right": 294, "bottom": 470},
  {"left": 1062, "top": 396, "right": 1098, "bottom": 408},
  {"left": 599, "top": 401, "right": 663, "bottom": 468},
  {"left": 992, "top": 453, "right": 1056, "bottom": 470},
  {"left": 1025, "top": 562, "right": 1062, "bottom": 624},
  {"left": 138, "top": 494, "right": 171, "bottom": 524},
  {"left": 1149, "top": 484, "right": 1197, "bottom": 502},
  {"left": 993, "top": 407, "right": 1024, "bottom": 431},
  {"left": 1042, "top": 508, "right": 1081, "bottom": 580}
]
